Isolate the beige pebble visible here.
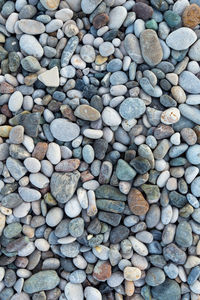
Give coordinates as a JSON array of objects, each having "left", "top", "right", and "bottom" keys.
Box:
[
  {"left": 124, "top": 266, "right": 141, "bottom": 281},
  {"left": 161, "top": 107, "right": 180, "bottom": 125},
  {"left": 125, "top": 280, "right": 135, "bottom": 296},
  {"left": 171, "top": 86, "right": 186, "bottom": 104},
  {"left": 0, "top": 206, "right": 12, "bottom": 215},
  {"left": 0, "top": 212, "right": 5, "bottom": 235},
  {"left": 23, "top": 225, "right": 35, "bottom": 239},
  {"left": 35, "top": 238, "right": 50, "bottom": 251}
]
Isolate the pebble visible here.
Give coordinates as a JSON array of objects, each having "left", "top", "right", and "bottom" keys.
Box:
[
  {"left": 166, "top": 28, "right": 197, "bottom": 50},
  {"left": 152, "top": 279, "right": 181, "bottom": 300},
  {"left": 108, "top": 6, "right": 127, "bottom": 29},
  {"left": 119, "top": 98, "right": 146, "bottom": 120},
  {"left": 140, "top": 29, "right": 163, "bottom": 66},
  {"left": 50, "top": 118, "right": 80, "bottom": 142},
  {"left": 38, "top": 67, "right": 59, "bottom": 87},
  {"left": 145, "top": 267, "right": 165, "bottom": 286},
  {"left": 8, "top": 91, "right": 23, "bottom": 112},
  {"left": 23, "top": 271, "right": 60, "bottom": 293}
]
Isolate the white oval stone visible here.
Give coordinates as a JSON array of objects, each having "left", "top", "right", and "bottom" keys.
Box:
[
  {"left": 161, "top": 108, "right": 180, "bottom": 125},
  {"left": 8, "top": 91, "right": 23, "bottom": 112},
  {"left": 102, "top": 107, "right": 121, "bottom": 126},
  {"left": 46, "top": 207, "right": 63, "bottom": 227},
  {"left": 166, "top": 28, "right": 197, "bottom": 50}
]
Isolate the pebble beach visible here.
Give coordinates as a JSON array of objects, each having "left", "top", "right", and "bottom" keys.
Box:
[{"left": 1, "top": 0, "right": 200, "bottom": 299}]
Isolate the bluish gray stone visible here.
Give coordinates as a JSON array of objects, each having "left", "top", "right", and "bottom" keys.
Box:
[
  {"left": 179, "top": 71, "right": 200, "bottom": 94},
  {"left": 140, "top": 77, "right": 162, "bottom": 97},
  {"left": 119, "top": 97, "right": 146, "bottom": 119},
  {"left": 23, "top": 271, "right": 60, "bottom": 293},
  {"left": 152, "top": 279, "right": 181, "bottom": 300},
  {"left": 110, "top": 71, "right": 128, "bottom": 85},
  {"left": 145, "top": 267, "right": 165, "bottom": 286},
  {"left": 61, "top": 36, "right": 79, "bottom": 67},
  {"left": 179, "top": 104, "right": 200, "bottom": 125},
  {"left": 186, "top": 145, "right": 200, "bottom": 165},
  {"left": 191, "top": 177, "right": 200, "bottom": 197},
  {"left": 175, "top": 221, "right": 192, "bottom": 248}
]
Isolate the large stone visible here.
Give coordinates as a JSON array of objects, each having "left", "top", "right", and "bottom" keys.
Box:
[
  {"left": 95, "top": 185, "right": 126, "bottom": 201},
  {"left": 175, "top": 221, "right": 192, "bottom": 248},
  {"left": 140, "top": 29, "right": 163, "bottom": 66},
  {"left": 152, "top": 279, "right": 181, "bottom": 300},
  {"left": 50, "top": 118, "right": 80, "bottom": 142},
  {"left": 50, "top": 171, "right": 80, "bottom": 203},
  {"left": 23, "top": 271, "right": 60, "bottom": 293},
  {"left": 166, "top": 27, "right": 197, "bottom": 50},
  {"left": 19, "top": 34, "right": 44, "bottom": 59},
  {"left": 38, "top": 67, "right": 59, "bottom": 87},
  {"left": 18, "top": 20, "right": 45, "bottom": 35}
]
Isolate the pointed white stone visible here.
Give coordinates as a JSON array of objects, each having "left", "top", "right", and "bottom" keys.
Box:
[{"left": 38, "top": 66, "right": 59, "bottom": 87}]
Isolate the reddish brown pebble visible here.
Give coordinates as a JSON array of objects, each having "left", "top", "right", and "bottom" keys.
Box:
[
  {"left": 81, "top": 170, "right": 94, "bottom": 182},
  {"left": 93, "top": 13, "right": 109, "bottom": 29},
  {"left": 128, "top": 188, "right": 149, "bottom": 216},
  {"left": 15, "top": 257, "right": 29, "bottom": 268},
  {"left": 55, "top": 159, "right": 80, "bottom": 172},
  {"left": 32, "top": 142, "right": 48, "bottom": 160},
  {"left": 133, "top": 2, "right": 153, "bottom": 20},
  {"left": 0, "top": 82, "right": 14, "bottom": 93},
  {"left": 1, "top": 104, "right": 12, "bottom": 118},
  {"left": 182, "top": 4, "right": 200, "bottom": 28},
  {"left": 60, "top": 104, "right": 76, "bottom": 121},
  {"left": 93, "top": 261, "right": 112, "bottom": 281}
]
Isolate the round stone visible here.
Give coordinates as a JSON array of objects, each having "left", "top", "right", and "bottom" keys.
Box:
[
  {"left": 161, "top": 108, "right": 180, "bottom": 125},
  {"left": 50, "top": 119, "right": 80, "bottom": 142},
  {"left": 145, "top": 267, "right": 165, "bottom": 286},
  {"left": 124, "top": 267, "right": 141, "bottom": 281},
  {"left": 182, "top": 4, "right": 200, "bottom": 28},
  {"left": 152, "top": 279, "right": 181, "bottom": 300},
  {"left": 119, "top": 98, "right": 146, "bottom": 120},
  {"left": 24, "top": 157, "right": 41, "bottom": 173},
  {"left": 80, "top": 45, "right": 95, "bottom": 63},
  {"left": 99, "top": 42, "right": 114, "bottom": 57}
]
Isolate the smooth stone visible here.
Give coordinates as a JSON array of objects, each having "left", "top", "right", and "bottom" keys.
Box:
[
  {"left": 20, "top": 34, "right": 44, "bottom": 59},
  {"left": 6, "top": 157, "right": 27, "bottom": 180},
  {"left": 186, "top": 145, "right": 200, "bottom": 164},
  {"left": 61, "top": 36, "right": 79, "bottom": 67},
  {"left": 74, "top": 104, "right": 100, "bottom": 121},
  {"left": 152, "top": 279, "right": 181, "bottom": 300},
  {"left": 179, "top": 71, "right": 200, "bottom": 94},
  {"left": 8, "top": 91, "right": 23, "bottom": 112},
  {"left": 95, "top": 185, "right": 126, "bottom": 201},
  {"left": 108, "top": 6, "right": 127, "bottom": 29},
  {"left": 166, "top": 28, "right": 197, "bottom": 50},
  {"left": 179, "top": 104, "right": 200, "bottom": 125},
  {"left": 119, "top": 97, "right": 146, "bottom": 120},
  {"left": 191, "top": 177, "right": 200, "bottom": 197},
  {"left": 40, "top": 0, "right": 60, "bottom": 10},
  {"left": 84, "top": 287, "right": 102, "bottom": 300},
  {"left": 50, "top": 118, "right": 80, "bottom": 142},
  {"left": 102, "top": 107, "right": 121, "bottom": 126},
  {"left": 21, "top": 56, "right": 41, "bottom": 73},
  {"left": 81, "top": 0, "right": 102, "bottom": 14},
  {"left": 23, "top": 271, "right": 60, "bottom": 293},
  {"left": 46, "top": 207, "right": 63, "bottom": 227},
  {"left": 175, "top": 221, "right": 192, "bottom": 248},
  {"left": 124, "top": 34, "right": 143, "bottom": 64},
  {"left": 145, "top": 267, "right": 165, "bottom": 286},
  {"left": 161, "top": 108, "right": 180, "bottom": 125},
  {"left": 129, "top": 236, "right": 148, "bottom": 256},
  {"left": 18, "top": 20, "right": 45, "bottom": 35},
  {"left": 50, "top": 171, "right": 80, "bottom": 203},
  {"left": 140, "top": 77, "right": 162, "bottom": 97},
  {"left": 189, "top": 39, "right": 200, "bottom": 61},
  {"left": 29, "top": 173, "right": 49, "bottom": 189},
  {"left": 1, "top": 193, "right": 22, "bottom": 209},
  {"left": 19, "top": 187, "right": 41, "bottom": 202},
  {"left": 140, "top": 29, "right": 163, "bottom": 66}
]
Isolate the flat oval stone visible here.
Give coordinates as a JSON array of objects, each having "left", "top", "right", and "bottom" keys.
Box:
[
  {"left": 18, "top": 20, "right": 45, "bottom": 35},
  {"left": 140, "top": 29, "right": 163, "bottom": 66},
  {"left": 50, "top": 118, "right": 80, "bottom": 142},
  {"left": 108, "top": 6, "right": 127, "bottom": 29},
  {"left": 102, "top": 107, "right": 121, "bottom": 126},
  {"left": 179, "top": 71, "right": 200, "bottom": 94},
  {"left": 128, "top": 188, "right": 149, "bottom": 216},
  {"left": 23, "top": 271, "right": 60, "bottom": 293},
  {"left": 74, "top": 105, "right": 100, "bottom": 121},
  {"left": 180, "top": 104, "right": 200, "bottom": 125},
  {"left": 166, "top": 28, "right": 197, "bottom": 50},
  {"left": 175, "top": 221, "right": 192, "bottom": 248},
  {"left": 119, "top": 97, "right": 146, "bottom": 120}
]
